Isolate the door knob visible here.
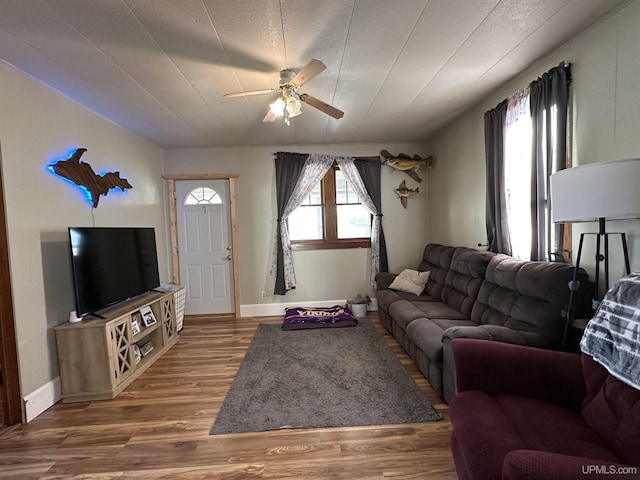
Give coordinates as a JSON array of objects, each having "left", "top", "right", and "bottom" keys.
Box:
[{"left": 226, "top": 255, "right": 232, "bottom": 260}]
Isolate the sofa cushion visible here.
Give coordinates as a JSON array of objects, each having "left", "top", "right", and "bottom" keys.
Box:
[
  {"left": 406, "top": 318, "right": 476, "bottom": 363},
  {"left": 375, "top": 288, "right": 437, "bottom": 333},
  {"left": 470, "top": 254, "right": 581, "bottom": 347},
  {"left": 581, "top": 355, "right": 640, "bottom": 466},
  {"left": 376, "top": 288, "right": 433, "bottom": 311},
  {"left": 417, "top": 244, "right": 455, "bottom": 300},
  {"left": 442, "top": 247, "right": 494, "bottom": 317},
  {"left": 496, "top": 395, "right": 618, "bottom": 460},
  {"left": 388, "top": 300, "right": 430, "bottom": 332},
  {"left": 413, "top": 301, "right": 469, "bottom": 320},
  {"left": 389, "top": 268, "right": 430, "bottom": 295},
  {"left": 451, "top": 390, "right": 619, "bottom": 480}
]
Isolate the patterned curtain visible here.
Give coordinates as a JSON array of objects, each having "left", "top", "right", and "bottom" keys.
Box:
[
  {"left": 336, "top": 157, "right": 382, "bottom": 286},
  {"left": 506, "top": 88, "right": 530, "bottom": 127},
  {"left": 272, "top": 153, "right": 334, "bottom": 294}
]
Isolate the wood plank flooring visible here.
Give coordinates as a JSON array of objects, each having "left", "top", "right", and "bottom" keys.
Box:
[{"left": 0, "top": 314, "right": 457, "bottom": 479}]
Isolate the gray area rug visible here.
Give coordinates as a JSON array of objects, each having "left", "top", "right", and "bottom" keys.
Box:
[{"left": 211, "top": 319, "right": 441, "bottom": 434}]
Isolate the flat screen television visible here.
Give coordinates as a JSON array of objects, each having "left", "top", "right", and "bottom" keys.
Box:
[{"left": 68, "top": 227, "right": 161, "bottom": 317}]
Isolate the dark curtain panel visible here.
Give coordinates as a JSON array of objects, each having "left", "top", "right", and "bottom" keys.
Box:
[
  {"left": 274, "top": 152, "right": 308, "bottom": 294},
  {"left": 484, "top": 99, "right": 512, "bottom": 255},
  {"left": 529, "top": 62, "right": 572, "bottom": 261},
  {"left": 354, "top": 158, "right": 388, "bottom": 272}
]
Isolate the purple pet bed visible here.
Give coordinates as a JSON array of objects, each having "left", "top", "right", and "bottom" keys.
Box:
[{"left": 282, "top": 305, "right": 358, "bottom": 330}]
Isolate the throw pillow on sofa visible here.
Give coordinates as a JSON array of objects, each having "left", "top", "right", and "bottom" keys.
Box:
[{"left": 389, "top": 269, "right": 430, "bottom": 295}]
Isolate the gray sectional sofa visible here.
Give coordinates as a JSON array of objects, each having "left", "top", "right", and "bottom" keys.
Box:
[{"left": 375, "top": 243, "right": 591, "bottom": 403}]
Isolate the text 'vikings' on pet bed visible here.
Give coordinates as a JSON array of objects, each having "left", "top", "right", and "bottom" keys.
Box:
[{"left": 282, "top": 305, "right": 358, "bottom": 330}]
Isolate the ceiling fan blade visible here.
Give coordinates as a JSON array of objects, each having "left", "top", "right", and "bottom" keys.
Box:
[
  {"left": 263, "top": 109, "right": 279, "bottom": 123},
  {"left": 223, "top": 89, "right": 277, "bottom": 98},
  {"left": 299, "top": 93, "right": 344, "bottom": 119},
  {"left": 291, "top": 59, "right": 326, "bottom": 87}
]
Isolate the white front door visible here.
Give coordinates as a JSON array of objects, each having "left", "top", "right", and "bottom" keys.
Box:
[{"left": 176, "top": 179, "right": 234, "bottom": 315}]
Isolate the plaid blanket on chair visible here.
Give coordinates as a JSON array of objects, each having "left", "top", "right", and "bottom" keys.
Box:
[{"left": 581, "top": 272, "right": 640, "bottom": 390}]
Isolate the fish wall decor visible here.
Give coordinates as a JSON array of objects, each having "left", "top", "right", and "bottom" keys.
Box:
[
  {"left": 380, "top": 149, "right": 433, "bottom": 182},
  {"left": 394, "top": 180, "right": 419, "bottom": 209}
]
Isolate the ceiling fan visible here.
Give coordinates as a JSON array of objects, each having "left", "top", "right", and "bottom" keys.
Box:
[{"left": 223, "top": 59, "right": 344, "bottom": 125}]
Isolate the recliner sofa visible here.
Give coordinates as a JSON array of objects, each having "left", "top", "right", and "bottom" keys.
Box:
[{"left": 375, "top": 243, "right": 590, "bottom": 402}]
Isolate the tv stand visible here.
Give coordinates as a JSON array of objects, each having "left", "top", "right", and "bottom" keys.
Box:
[{"left": 54, "top": 291, "right": 179, "bottom": 403}]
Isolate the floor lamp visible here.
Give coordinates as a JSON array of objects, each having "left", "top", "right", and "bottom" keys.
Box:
[{"left": 550, "top": 158, "right": 640, "bottom": 348}]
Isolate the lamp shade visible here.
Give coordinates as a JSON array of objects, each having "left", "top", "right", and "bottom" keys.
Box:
[
  {"left": 550, "top": 158, "right": 640, "bottom": 223},
  {"left": 269, "top": 97, "right": 286, "bottom": 116},
  {"left": 286, "top": 96, "right": 303, "bottom": 118}
]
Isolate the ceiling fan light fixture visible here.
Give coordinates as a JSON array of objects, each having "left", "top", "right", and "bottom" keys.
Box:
[
  {"left": 286, "top": 95, "right": 303, "bottom": 118},
  {"left": 223, "top": 59, "right": 343, "bottom": 122},
  {"left": 269, "top": 97, "right": 286, "bottom": 116}
]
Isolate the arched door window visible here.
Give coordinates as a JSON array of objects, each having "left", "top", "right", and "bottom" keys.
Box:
[{"left": 183, "top": 187, "right": 223, "bottom": 205}]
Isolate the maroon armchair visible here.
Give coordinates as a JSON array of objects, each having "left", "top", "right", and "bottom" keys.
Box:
[{"left": 449, "top": 338, "right": 640, "bottom": 480}]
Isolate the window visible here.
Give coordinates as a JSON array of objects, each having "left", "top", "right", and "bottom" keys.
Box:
[
  {"left": 289, "top": 164, "right": 371, "bottom": 250},
  {"left": 504, "top": 93, "right": 532, "bottom": 260},
  {"left": 183, "top": 187, "right": 222, "bottom": 205},
  {"left": 485, "top": 63, "right": 570, "bottom": 262},
  {"left": 502, "top": 87, "right": 567, "bottom": 261}
]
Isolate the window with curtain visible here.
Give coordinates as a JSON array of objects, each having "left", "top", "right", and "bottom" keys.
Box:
[
  {"left": 272, "top": 153, "right": 388, "bottom": 295},
  {"left": 485, "top": 62, "right": 571, "bottom": 262},
  {"left": 289, "top": 163, "right": 372, "bottom": 250}
]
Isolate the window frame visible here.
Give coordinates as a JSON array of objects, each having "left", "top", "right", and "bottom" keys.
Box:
[
  {"left": 183, "top": 186, "right": 223, "bottom": 206},
  {"left": 290, "top": 164, "right": 371, "bottom": 251}
]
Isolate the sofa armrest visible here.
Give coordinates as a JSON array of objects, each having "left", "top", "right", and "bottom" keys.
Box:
[
  {"left": 375, "top": 272, "right": 398, "bottom": 291},
  {"left": 442, "top": 325, "right": 544, "bottom": 403},
  {"left": 444, "top": 324, "right": 549, "bottom": 347},
  {"left": 503, "top": 451, "right": 636, "bottom": 480},
  {"left": 450, "top": 338, "right": 586, "bottom": 410}
]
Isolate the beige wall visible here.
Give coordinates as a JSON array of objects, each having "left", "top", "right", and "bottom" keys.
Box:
[
  {"left": 162, "top": 143, "right": 430, "bottom": 306},
  {"left": 0, "top": 61, "right": 168, "bottom": 402},
  {"left": 427, "top": 1, "right": 640, "bottom": 287}
]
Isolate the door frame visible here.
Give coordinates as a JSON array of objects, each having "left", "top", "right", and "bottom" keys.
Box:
[
  {"left": 0, "top": 158, "right": 23, "bottom": 426},
  {"left": 163, "top": 174, "right": 240, "bottom": 319}
]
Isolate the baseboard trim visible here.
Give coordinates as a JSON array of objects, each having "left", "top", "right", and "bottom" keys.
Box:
[
  {"left": 240, "top": 298, "right": 378, "bottom": 318},
  {"left": 24, "top": 376, "right": 61, "bottom": 423}
]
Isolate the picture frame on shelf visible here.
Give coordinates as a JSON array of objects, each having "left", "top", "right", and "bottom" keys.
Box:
[
  {"left": 140, "top": 305, "right": 157, "bottom": 327},
  {"left": 139, "top": 341, "right": 154, "bottom": 357},
  {"left": 131, "top": 312, "right": 142, "bottom": 335}
]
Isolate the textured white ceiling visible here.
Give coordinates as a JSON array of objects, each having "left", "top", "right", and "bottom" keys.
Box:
[{"left": 0, "top": 0, "right": 629, "bottom": 148}]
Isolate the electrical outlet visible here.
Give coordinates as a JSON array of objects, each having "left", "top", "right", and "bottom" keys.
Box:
[{"left": 261, "top": 291, "right": 267, "bottom": 300}]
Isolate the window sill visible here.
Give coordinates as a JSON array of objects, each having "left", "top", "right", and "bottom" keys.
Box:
[{"left": 291, "top": 240, "right": 371, "bottom": 251}]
